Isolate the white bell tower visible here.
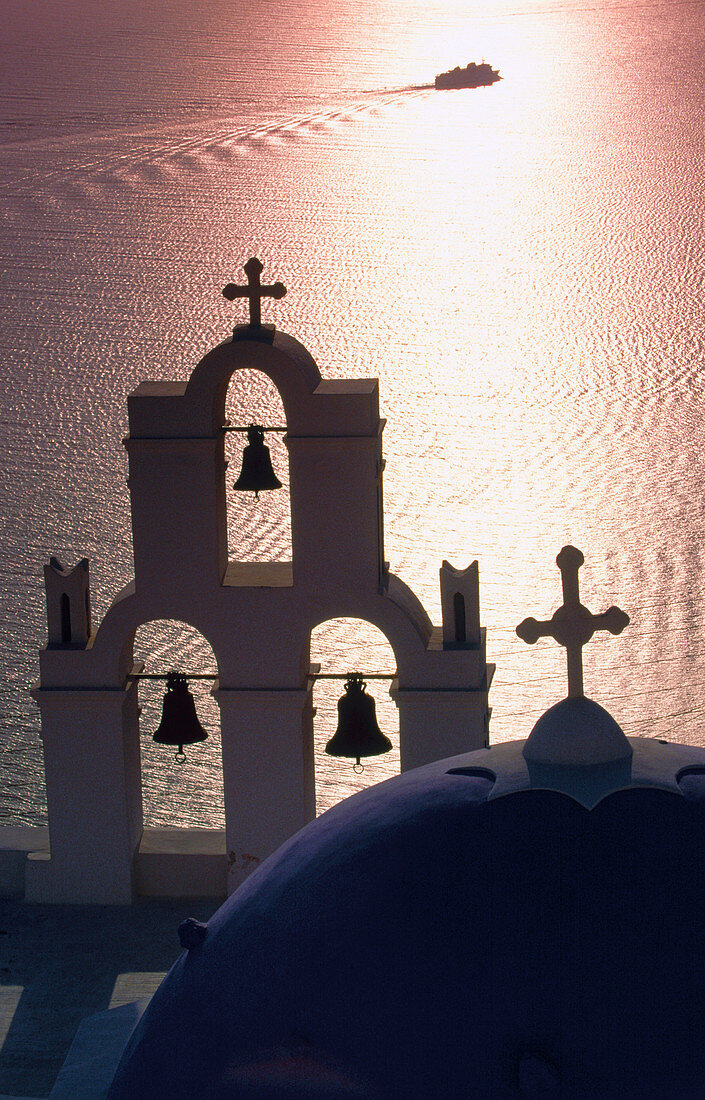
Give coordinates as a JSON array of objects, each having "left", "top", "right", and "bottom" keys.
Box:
[{"left": 31, "top": 259, "right": 494, "bottom": 904}]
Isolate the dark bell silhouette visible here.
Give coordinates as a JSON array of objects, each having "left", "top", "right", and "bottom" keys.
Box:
[
  {"left": 325, "top": 674, "right": 392, "bottom": 769},
  {"left": 233, "top": 425, "right": 282, "bottom": 498},
  {"left": 153, "top": 672, "right": 208, "bottom": 763}
]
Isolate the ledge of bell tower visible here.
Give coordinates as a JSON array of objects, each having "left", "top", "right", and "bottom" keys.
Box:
[{"left": 222, "top": 562, "right": 294, "bottom": 587}]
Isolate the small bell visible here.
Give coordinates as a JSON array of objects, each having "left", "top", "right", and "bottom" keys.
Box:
[
  {"left": 233, "top": 425, "right": 282, "bottom": 498},
  {"left": 153, "top": 672, "right": 208, "bottom": 763},
  {"left": 325, "top": 674, "right": 392, "bottom": 772}
]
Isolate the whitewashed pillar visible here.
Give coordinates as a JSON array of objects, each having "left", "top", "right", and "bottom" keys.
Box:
[
  {"left": 391, "top": 684, "right": 490, "bottom": 772},
  {"left": 27, "top": 681, "right": 142, "bottom": 904},
  {"left": 215, "top": 684, "right": 315, "bottom": 893}
]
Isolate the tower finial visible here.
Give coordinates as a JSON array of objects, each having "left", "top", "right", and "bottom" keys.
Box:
[{"left": 516, "top": 546, "right": 629, "bottom": 698}]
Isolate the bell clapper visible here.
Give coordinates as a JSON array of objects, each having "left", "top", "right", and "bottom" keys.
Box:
[
  {"left": 175, "top": 746, "right": 186, "bottom": 765},
  {"left": 353, "top": 759, "right": 365, "bottom": 774}
]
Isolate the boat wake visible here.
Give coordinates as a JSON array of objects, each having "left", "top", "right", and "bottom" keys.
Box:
[
  {"left": 0, "top": 86, "right": 433, "bottom": 212},
  {"left": 364, "top": 83, "right": 434, "bottom": 94}
]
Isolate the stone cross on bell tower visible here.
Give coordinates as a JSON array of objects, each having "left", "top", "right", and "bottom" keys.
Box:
[
  {"left": 222, "top": 257, "right": 286, "bottom": 340},
  {"left": 516, "top": 545, "right": 630, "bottom": 698}
]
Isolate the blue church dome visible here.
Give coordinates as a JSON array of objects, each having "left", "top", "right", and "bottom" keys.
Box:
[{"left": 109, "top": 730, "right": 705, "bottom": 1099}]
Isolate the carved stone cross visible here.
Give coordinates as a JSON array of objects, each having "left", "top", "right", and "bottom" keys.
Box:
[
  {"left": 222, "top": 257, "right": 286, "bottom": 330},
  {"left": 516, "top": 545, "right": 629, "bottom": 699}
]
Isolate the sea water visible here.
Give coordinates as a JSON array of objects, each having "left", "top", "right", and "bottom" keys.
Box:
[{"left": 1, "top": 0, "right": 704, "bottom": 826}]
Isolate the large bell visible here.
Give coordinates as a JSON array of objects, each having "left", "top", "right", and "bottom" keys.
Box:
[
  {"left": 233, "top": 425, "right": 282, "bottom": 498},
  {"left": 153, "top": 672, "right": 208, "bottom": 763},
  {"left": 325, "top": 674, "right": 392, "bottom": 769}
]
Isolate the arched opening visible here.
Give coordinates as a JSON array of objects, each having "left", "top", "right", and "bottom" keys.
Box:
[
  {"left": 133, "top": 619, "right": 224, "bottom": 828},
  {"left": 224, "top": 369, "right": 292, "bottom": 565},
  {"left": 310, "top": 617, "right": 399, "bottom": 815}
]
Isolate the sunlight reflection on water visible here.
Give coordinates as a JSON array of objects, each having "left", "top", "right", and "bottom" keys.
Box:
[{"left": 1, "top": 0, "right": 704, "bottom": 825}]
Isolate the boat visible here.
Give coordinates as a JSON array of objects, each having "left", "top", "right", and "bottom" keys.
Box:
[{"left": 434, "top": 61, "right": 501, "bottom": 90}]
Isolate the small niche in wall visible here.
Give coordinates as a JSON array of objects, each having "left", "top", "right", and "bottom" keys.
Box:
[
  {"left": 60, "top": 593, "right": 71, "bottom": 643},
  {"left": 454, "top": 592, "right": 466, "bottom": 644}
]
